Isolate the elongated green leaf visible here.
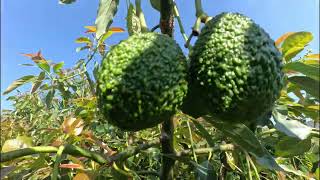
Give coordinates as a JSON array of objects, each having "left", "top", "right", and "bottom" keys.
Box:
[
  {"left": 46, "top": 89, "right": 55, "bottom": 107},
  {"left": 278, "top": 164, "right": 309, "bottom": 178},
  {"left": 305, "top": 53, "right": 320, "bottom": 60},
  {"left": 195, "top": 160, "right": 217, "bottom": 180},
  {"left": 30, "top": 155, "right": 47, "bottom": 170},
  {"left": 275, "top": 136, "right": 311, "bottom": 157},
  {"left": 281, "top": 32, "right": 313, "bottom": 61},
  {"left": 37, "top": 62, "right": 50, "bottom": 73},
  {"left": 57, "top": 82, "right": 71, "bottom": 99},
  {"left": 98, "top": 27, "right": 124, "bottom": 45},
  {"left": 76, "top": 46, "right": 90, "bottom": 52},
  {"left": 203, "top": 116, "right": 283, "bottom": 171},
  {"left": 93, "top": 61, "right": 100, "bottom": 81},
  {"left": 3, "top": 75, "right": 35, "bottom": 95},
  {"left": 303, "top": 59, "right": 319, "bottom": 66},
  {"left": 284, "top": 62, "right": 319, "bottom": 81},
  {"left": 31, "top": 72, "right": 46, "bottom": 93},
  {"left": 288, "top": 76, "right": 319, "bottom": 99},
  {"left": 95, "top": 0, "right": 119, "bottom": 39},
  {"left": 272, "top": 110, "right": 313, "bottom": 140},
  {"left": 283, "top": 47, "right": 304, "bottom": 61},
  {"left": 275, "top": 32, "right": 294, "bottom": 47},
  {"left": 1, "top": 136, "right": 33, "bottom": 153},
  {"left": 0, "top": 166, "right": 15, "bottom": 179},
  {"left": 75, "top": 37, "right": 91, "bottom": 44},
  {"left": 150, "top": 0, "right": 160, "bottom": 11},
  {"left": 59, "top": 0, "right": 76, "bottom": 4},
  {"left": 19, "top": 63, "right": 34, "bottom": 66},
  {"left": 191, "top": 119, "right": 215, "bottom": 147},
  {"left": 16, "top": 136, "right": 33, "bottom": 147},
  {"left": 53, "top": 62, "right": 64, "bottom": 73}
]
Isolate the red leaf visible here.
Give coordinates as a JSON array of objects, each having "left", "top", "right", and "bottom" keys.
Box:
[
  {"left": 109, "top": 27, "right": 125, "bottom": 32},
  {"left": 21, "top": 50, "right": 47, "bottom": 64},
  {"left": 59, "top": 163, "right": 83, "bottom": 169}
]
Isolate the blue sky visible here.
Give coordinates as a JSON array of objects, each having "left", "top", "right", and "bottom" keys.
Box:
[{"left": 1, "top": 0, "right": 319, "bottom": 109}]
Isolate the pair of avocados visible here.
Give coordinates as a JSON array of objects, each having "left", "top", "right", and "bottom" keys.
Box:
[{"left": 97, "top": 13, "right": 284, "bottom": 131}]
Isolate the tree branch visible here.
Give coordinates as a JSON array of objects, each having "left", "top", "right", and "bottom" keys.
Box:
[
  {"left": 0, "top": 140, "right": 160, "bottom": 165},
  {"left": 160, "top": 118, "right": 175, "bottom": 180},
  {"left": 167, "top": 144, "right": 235, "bottom": 159},
  {"left": 159, "top": 1, "right": 176, "bottom": 179},
  {"left": 160, "top": 0, "right": 174, "bottom": 36}
]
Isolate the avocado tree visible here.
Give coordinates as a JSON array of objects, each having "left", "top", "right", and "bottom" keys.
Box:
[{"left": 1, "top": 0, "right": 319, "bottom": 179}]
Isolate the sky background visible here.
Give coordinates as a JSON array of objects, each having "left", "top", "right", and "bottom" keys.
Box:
[{"left": 1, "top": 0, "right": 319, "bottom": 109}]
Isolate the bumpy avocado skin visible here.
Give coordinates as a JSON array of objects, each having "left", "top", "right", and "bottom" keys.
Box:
[
  {"left": 188, "top": 13, "right": 284, "bottom": 122},
  {"left": 97, "top": 33, "right": 188, "bottom": 131}
]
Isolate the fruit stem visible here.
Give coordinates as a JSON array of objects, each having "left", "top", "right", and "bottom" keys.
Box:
[
  {"left": 173, "top": 1, "right": 188, "bottom": 43},
  {"left": 195, "top": 0, "right": 212, "bottom": 23},
  {"left": 192, "top": 17, "right": 201, "bottom": 36}
]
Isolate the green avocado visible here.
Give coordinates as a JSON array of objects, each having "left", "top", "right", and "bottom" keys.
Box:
[
  {"left": 97, "top": 33, "right": 188, "bottom": 131},
  {"left": 186, "top": 13, "right": 284, "bottom": 123}
]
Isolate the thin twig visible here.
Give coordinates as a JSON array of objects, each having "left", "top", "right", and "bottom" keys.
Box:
[{"left": 151, "top": 24, "right": 160, "bottom": 32}]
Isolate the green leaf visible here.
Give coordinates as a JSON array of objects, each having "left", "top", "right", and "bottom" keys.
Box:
[
  {"left": 150, "top": 0, "right": 160, "bottom": 11},
  {"left": 277, "top": 164, "right": 310, "bottom": 178},
  {"left": 288, "top": 76, "right": 319, "bottom": 99},
  {"left": 75, "top": 37, "right": 91, "bottom": 44},
  {"left": 57, "top": 81, "right": 71, "bottom": 99},
  {"left": 195, "top": 160, "right": 217, "bottom": 180},
  {"left": 126, "top": 3, "right": 141, "bottom": 36},
  {"left": 31, "top": 72, "right": 46, "bottom": 93},
  {"left": 191, "top": 119, "right": 215, "bottom": 147},
  {"left": 284, "top": 61, "right": 319, "bottom": 81},
  {"left": 59, "top": 0, "right": 76, "bottom": 4},
  {"left": 40, "top": 84, "right": 50, "bottom": 90},
  {"left": 272, "top": 110, "right": 313, "bottom": 140},
  {"left": 19, "top": 63, "right": 34, "bottom": 66},
  {"left": 303, "top": 59, "right": 319, "bottom": 66},
  {"left": 315, "top": 167, "right": 320, "bottom": 180},
  {"left": 16, "top": 136, "right": 33, "bottom": 147},
  {"left": 1, "top": 136, "right": 33, "bottom": 153},
  {"left": 76, "top": 46, "right": 90, "bottom": 52},
  {"left": 283, "top": 47, "right": 304, "bottom": 61},
  {"left": 93, "top": 61, "right": 100, "bottom": 81},
  {"left": 37, "top": 62, "right": 51, "bottom": 73},
  {"left": 95, "top": 0, "right": 119, "bottom": 39},
  {"left": 281, "top": 32, "right": 313, "bottom": 61},
  {"left": 203, "top": 116, "right": 283, "bottom": 171},
  {"left": 53, "top": 62, "right": 64, "bottom": 73},
  {"left": 275, "top": 136, "right": 311, "bottom": 157},
  {"left": 98, "top": 27, "right": 124, "bottom": 44},
  {"left": 98, "top": 31, "right": 113, "bottom": 45},
  {"left": 45, "top": 89, "right": 55, "bottom": 107},
  {"left": 0, "top": 166, "right": 15, "bottom": 179},
  {"left": 3, "top": 75, "right": 35, "bottom": 95},
  {"left": 30, "top": 155, "right": 47, "bottom": 170}
]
